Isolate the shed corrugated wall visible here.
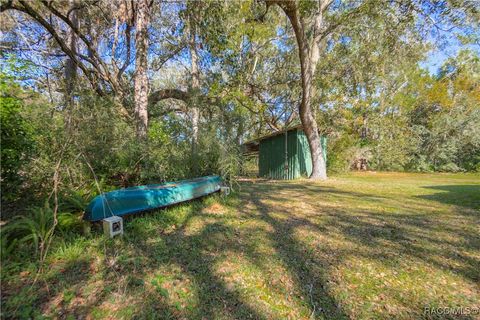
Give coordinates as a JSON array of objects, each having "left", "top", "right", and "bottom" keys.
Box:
[
  {"left": 296, "top": 130, "right": 312, "bottom": 177},
  {"left": 258, "top": 129, "right": 327, "bottom": 180},
  {"left": 259, "top": 130, "right": 298, "bottom": 180}
]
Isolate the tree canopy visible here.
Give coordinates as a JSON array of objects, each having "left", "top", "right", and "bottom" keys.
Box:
[{"left": 0, "top": 0, "right": 479, "bottom": 202}]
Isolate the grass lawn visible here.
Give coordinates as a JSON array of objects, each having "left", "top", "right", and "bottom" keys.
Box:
[{"left": 2, "top": 172, "right": 479, "bottom": 319}]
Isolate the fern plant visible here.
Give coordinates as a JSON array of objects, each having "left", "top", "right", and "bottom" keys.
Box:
[
  {"left": 58, "top": 189, "right": 89, "bottom": 213},
  {"left": 1, "top": 203, "right": 55, "bottom": 259}
]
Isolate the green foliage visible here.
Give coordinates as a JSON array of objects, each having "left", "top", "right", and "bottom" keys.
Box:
[
  {"left": 0, "top": 0, "right": 478, "bottom": 285},
  {"left": 151, "top": 274, "right": 170, "bottom": 298},
  {"left": 370, "top": 117, "right": 416, "bottom": 171},
  {"left": 326, "top": 134, "right": 359, "bottom": 173},
  {"left": 218, "top": 142, "right": 242, "bottom": 188},
  {"left": 1, "top": 198, "right": 85, "bottom": 260},
  {"left": 1, "top": 2, "right": 479, "bottom": 318},
  {"left": 58, "top": 189, "right": 91, "bottom": 213},
  {"left": 319, "top": 49, "right": 479, "bottom": 173},
  {"left": 1, "top": 284, "right": 41, "bottom": 319},
  {"left": 1, "top": 203, "right": 55, "bottom": 258},
  {"left": 0, "top": 72, "right": 34, "bottom": 201},
  {"left": 51, "top": 237, "right": 90, "bottom": 263},
  {"left": 403, "top": 51, "right": 480, "bottom": 172}
]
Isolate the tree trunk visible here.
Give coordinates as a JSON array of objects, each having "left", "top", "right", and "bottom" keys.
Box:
[
  {"left": 134, "top": 0, "right": 150, "bottom": 139},
  {"left": 188, "top": 10, "right": 200, "bottom": 173},
  {"left": 280, "top": 2, "right": 327, "bottom": 180},
  {"left": 361, "top": 112, "right": 368, "bottom": 139},
  {"left": 64, "top": 0, "right": 78, "bottom": 111},
  {"left": 299, "top": 65, "right": 327, "bottom": 180}
]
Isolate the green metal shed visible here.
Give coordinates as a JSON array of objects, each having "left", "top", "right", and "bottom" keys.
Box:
[{"left": 243, "top": 126, "right": 327, "bottom": 180}]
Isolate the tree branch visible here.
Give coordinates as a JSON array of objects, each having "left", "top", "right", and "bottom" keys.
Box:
[
  {"left": 149, "top": 89, "right": 190, "bottom": 105},
  {"left": 40, "top": 0, "right": 120, "bottom": 91},
  {"left": 9, "top": 0, "right": 103, "bottom": 95}
]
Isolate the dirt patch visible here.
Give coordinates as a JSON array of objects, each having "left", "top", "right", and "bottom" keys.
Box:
[{"left": 203, "top": 203, "right": 226, "bottom": 215}]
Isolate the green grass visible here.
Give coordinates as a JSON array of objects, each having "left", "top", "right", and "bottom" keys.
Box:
[{"left": 2, "top": 172, "right": 479, "bottom": 319}]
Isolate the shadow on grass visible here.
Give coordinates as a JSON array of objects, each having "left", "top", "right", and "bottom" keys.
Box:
[
  {"left": 101, "top": 202, "right": 269, "bottom": 319},
  {"left": 102, "top": 187, "right": 349, "bottom": 319},
  {"left": 417, "top": 185, "right": 480, "bottom": 211},
  {"left": 87, "top": 182, "right": 480, "bottom": 317},
  {"left": 246, "top": 196, "right": 348, "bottom": 319},
  {"left": 240, "top": 181, "right": 479, "bottom": 317},
  {"left": 6, "top": 179, "right": 479, "bottom": 319}
]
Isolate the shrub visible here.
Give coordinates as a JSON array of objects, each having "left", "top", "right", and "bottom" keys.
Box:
[
  {"left": 0, "top": 76, "right": 34, "bottom": 202},
  {"left": 1, "top": 203, "right": 55, "bottom": 258}
]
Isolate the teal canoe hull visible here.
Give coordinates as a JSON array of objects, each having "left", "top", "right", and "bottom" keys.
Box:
[{"left": 84, "top": 175, "right": 222, "bottom": 221}]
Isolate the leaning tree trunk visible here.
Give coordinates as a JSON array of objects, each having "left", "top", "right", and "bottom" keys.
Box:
[
  {"left": 188, "top": 10, "right": 200, "bottom": 173},
  {"left": 280, "top": 2, "right": 327, "bottom": 180},
  {"left": 134, "top": 0, "right": 150, "bottom": 139}
]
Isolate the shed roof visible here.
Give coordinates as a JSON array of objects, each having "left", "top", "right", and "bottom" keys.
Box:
[
  {"left": 241, "top": 124, "right": 303, "bottom": 155},
  {"left": 243, "top": 124, "right": 302, "bottom": 145}
]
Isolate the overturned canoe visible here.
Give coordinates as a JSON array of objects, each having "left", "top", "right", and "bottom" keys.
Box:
[{"left": 84, "top": 175, "right": 222, "bottom": 221}]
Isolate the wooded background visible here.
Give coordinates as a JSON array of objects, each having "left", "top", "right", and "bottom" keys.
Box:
[{"left": 1, "top": 0, "right": 479, "bottom": 205}]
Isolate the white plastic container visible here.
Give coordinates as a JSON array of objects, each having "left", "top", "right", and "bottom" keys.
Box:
[
  {"left": 220, "top": 186, "right": 231, "bottom": 196},
  {"left": 103, "top": 216, "right": 123, "bottom": 238}
]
